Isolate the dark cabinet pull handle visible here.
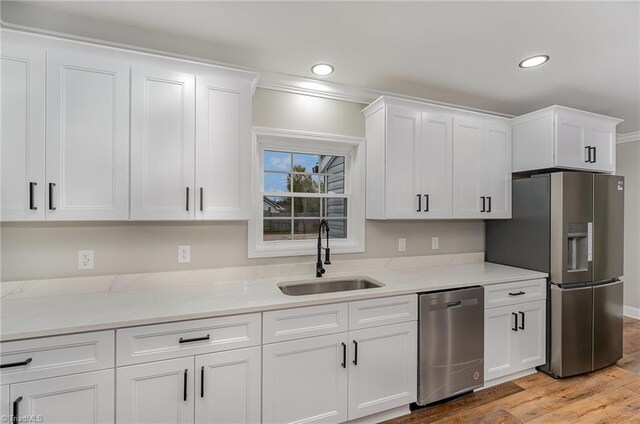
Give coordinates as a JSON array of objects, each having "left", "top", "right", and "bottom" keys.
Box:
[
  {"left": 183, "top": 369, "right": 188, "bottom": 401},
  {"left": 481, "top": 196, "right": 486, "bottom": 212},
  {"left": 48, "top": 183, "right": 56, "bottom": 210},
  {"left": 186, "top": 187, "right": 190, "bottom": 211},
  {"left": 200, "top": 365, "right": 204, "bottom": 398},
  {"left": 424, "top": 194, "right": 429, "bottom": 212},
  {"left": 416, "top": 194, "right": 421, "bottom": 212},
  {"left": 509, "top": 291, "right": 525, "bottom": 296},
  {"left": 487, "top": 196, "right": 492, "bottom": 213},
  {"left": 341, "top": 342, "right": 346, "bottom": 368},
  {"left": 13, "top": 396, "right": 22, "bottom": 423},
  {"left": 29, "top": 182, "right": 37, "bottom": 210},
  {"left": 519, "top": 311, "right": 525, "bottom": 330},
  {"left": 352, "top": 340, "right": 358, "bottom": 365},
  {"left": 585, "top": 146, "right": 591, "bottom": 163},
  {"left": 512, "top": 312, "right": 518, "bottom": 331},
  {"left": 1, "top": 358, "right": 32, "bottom": 369},
  {"left": 179, "top": 334, "right": 210, "bottom": 344},
  {"left": 199, "top": 187, "right": 204, "bottom": 212},
  {"left": 592, "top": 146, "right": 597, "bottom": 163}
]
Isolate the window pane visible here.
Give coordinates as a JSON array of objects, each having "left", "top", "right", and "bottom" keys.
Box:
[
  {"left": 294, "top": 198, "right": 321, "bottom": 217},
  {"left": 293, "top": 153, "right": 319, "bottom": 173},
  {"left": 291, "top": 174, "right": 321, "bottom": 193},
  {"left": 325, "top": 175, "right": 345, "bottom": 194},
  {"left": 317, "top": 155, "right": 345, "bottom": 175},
  {"left": 263, "top": 196, "right": 291, "bottom": 217},
  {"left": 264, "top": 151, "right": 291, "bottom": 172},
  {"left": 293, "top": 219, "right": 320, "bottom": 240},
  {"left": 327, "top": 219, "right": 347, "bottom": 239},
  {"left": 264, "top": 172, "right": 290, "bottom": 193},
  {"left": 264, "top": 219, "right": 292, "bottom": 241},
  {"left": 324, "top": 198, "right": 347, "bottom": 218}
]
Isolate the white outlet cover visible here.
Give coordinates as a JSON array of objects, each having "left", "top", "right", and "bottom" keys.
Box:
[
  {"left": 398, "top": 238, "right": 406, "bottom": 252},
  {"left": 432, "top": 237, "right": 439, "bottom": 250},
  {"left": 78, "top": 250, "right": 94, "bottom": 270},
  {"left": 178, "top": 245, "right": 191, "bottom": 263}
]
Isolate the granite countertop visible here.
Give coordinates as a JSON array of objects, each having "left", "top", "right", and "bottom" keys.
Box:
[{"left": 0, "top": 260, "right": 547, "bottom": 341}]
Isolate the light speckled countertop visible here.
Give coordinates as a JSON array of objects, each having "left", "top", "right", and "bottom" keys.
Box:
[{"left": 1, "top": 259, "right": 546, "bottom": 341}]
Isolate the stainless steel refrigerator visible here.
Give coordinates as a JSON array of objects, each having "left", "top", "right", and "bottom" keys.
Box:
[{"left": 486, "top": 172, "right": 624, "bottom": 378}]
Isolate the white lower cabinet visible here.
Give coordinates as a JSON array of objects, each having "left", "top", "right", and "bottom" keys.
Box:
[
  {"left": 263, "top": 333, "right": 349, "bottom": 424},
  {"left": 195, "top": 347, "right": 261, "bottom": 424},
  {"left": 485, "top": 299, "right": 546, "bottom": 382},
  {"left": 9, "top": 369, "right": 114, "bottom": 424},
  {"left": 1, "top": 385, "right": 10, "bottom": 421}
]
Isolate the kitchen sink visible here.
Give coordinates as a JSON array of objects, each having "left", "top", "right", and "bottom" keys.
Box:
[{"left": 278, "top": 277, "right": 385, "bottom": 296}]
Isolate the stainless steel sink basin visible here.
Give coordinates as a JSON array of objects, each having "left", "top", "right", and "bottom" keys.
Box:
[{"left": 278, "top": 277, "right": 385, "bottom": 296}]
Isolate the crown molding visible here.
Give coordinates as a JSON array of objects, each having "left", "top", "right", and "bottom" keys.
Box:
[{"left": 617, "top": 131, "right": 640, "bottom": 144}]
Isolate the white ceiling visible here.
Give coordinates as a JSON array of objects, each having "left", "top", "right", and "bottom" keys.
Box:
[{"left": 3, "top": 1, "right": 639, "bottom": 132}]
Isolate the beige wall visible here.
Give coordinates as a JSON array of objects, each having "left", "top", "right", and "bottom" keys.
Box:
[
  {"left": 617, "top": 140, "right": 640, "bottom": 311},
  {"left": 1, "top": 88, "right": 484, "bottom": 282}
]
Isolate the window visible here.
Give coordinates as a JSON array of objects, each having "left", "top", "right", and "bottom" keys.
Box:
[{"left": 249, "top": 128, "right": 365, "bottom": 258}]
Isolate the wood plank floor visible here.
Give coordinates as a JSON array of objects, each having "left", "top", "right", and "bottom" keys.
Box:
[{"left": 386, "top": 317, "right": 640, "bottom": 424}]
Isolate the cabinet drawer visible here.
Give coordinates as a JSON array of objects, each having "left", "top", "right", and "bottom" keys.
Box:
[
  {"left": 263, "top": 303, "right": 348, "bottom": 344},
  {"left": 485, "top": 279, "right": 546, "bottom": 308},
  {"left": 116, "top": 313, "right": 261, "bottom": 366},
  {"left": 0, "top": 331, "right": 114, "bottom": 385},
  {"left": 349, "top": 294, "right": 417, "bottom": 330}
]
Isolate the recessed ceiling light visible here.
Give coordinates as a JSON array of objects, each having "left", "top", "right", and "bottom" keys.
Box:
[
  {"left": 311, "top": 63, "right": 334, "bottom": 76},
  {"left": 519, "top": 55, "right": 550, "bottom": 68}
]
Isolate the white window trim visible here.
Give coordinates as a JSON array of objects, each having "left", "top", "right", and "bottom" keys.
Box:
[{"left": 248, "top": 127, "right": 365, "bottom": 258}]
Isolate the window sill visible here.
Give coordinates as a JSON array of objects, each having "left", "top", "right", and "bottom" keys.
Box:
[{"left": 248, "top": 239, "right": 365, "bottom": 259}]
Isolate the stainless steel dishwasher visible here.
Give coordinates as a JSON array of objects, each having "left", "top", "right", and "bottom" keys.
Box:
[{"left": 417, "top": 286, "right": 484, "bottom": 405}]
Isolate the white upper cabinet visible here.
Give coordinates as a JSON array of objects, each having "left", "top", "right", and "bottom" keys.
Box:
[
  {"left": 130, "top": 64, "right": 196, "bottom": 220},
  {"left": 512, "top": 105, "right": 621, "bottom": 174},
  {"left": 0, "top": 37, "right": 45, "bottom": 221},
  {"left": 195, "top": 73, "right": 252, "bottom": 220},
  {"left": 46, "top": 49, "right": 130, "bottom": 220},
  {"left": 363, "top": 96, "right": 510, "bottom": 220}
]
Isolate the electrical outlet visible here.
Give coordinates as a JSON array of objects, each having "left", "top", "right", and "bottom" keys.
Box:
[
  {"left": 178, "top": 245, "right": 191, "bottom": 263},
  {"left": 78, "top": 250, "right": 94, "bottom": 270},
  {"left": 432, "top": 237, "right": 440, "bottom": 250},
  {"left": 398, "top": 238, "right": 406, "bottom": 252}
]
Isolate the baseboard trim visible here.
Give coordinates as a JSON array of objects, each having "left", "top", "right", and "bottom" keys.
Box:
[
  {"left": 345, "top": 405, "right": 410, "bottom": 424},
  {"left": 479, "top": 368, "right": 538, "bottom": 390},
  {"left": 624, "top": 305, "right": 640, "bottom": 320}
]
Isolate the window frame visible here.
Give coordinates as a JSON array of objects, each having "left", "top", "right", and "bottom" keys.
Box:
[{"left": 249, "top": 127, "right": 365, "bottom": 258}]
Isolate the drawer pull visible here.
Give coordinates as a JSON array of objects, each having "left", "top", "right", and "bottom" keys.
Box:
[
  {"left": 509, "top": 291, "right": 525, "bottom": 296},
  {"left": 1, "top": 358, "right": 32, "bottom": 369},
  {"left": 179, "top": 334, "right": 210, "bottom": 344}
]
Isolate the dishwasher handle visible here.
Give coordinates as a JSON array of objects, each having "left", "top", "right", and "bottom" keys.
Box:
[{"left": 446, "top": 300, "right": 462, "bottom": 308}]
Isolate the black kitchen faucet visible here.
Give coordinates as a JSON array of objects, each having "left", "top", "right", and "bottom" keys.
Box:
[{"left": 316, "top": 219, "right": 331, "bottom": 277}]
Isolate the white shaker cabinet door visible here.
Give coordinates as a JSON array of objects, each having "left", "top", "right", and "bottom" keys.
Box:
[
  {"left": 347, "top": 321, "right": 417, "bottom": 420},
  {"left": 195, "top": 346, "right": 261, "bottom": 424},
  {"left": 46, "top": 49, "right": 130, "bottom": 220},
  {"left": 420, "top": 112, "right": 453, "bottom": 218},
  {"left": 517, "top": 300, "right": 546, "bottom": 369},
  {"left": 452, "top": 116, "right": 484, "bottom": 218},
  {"left": 385, "top": 106, "right": 422, "bottom": 219},
  {"left": 117, "top": 357, "right": 194, "bottom": 424},
  {"left": 195, "top": 73, "right": 252, "bottom": 220},
  {"left": 1, "top": 385, "right": 9, "bottom": 422},
  {"left": 262, "top": 333, "right": 348, "bottom": 424},
  {"left": 587, "top": 118, "right": 616, "bottom": 173},
  {"left": 484, "top": 305, "right": 519, "bottom": 381},
  {"left": 482, "top": 122, "right": 511, "bottom": 218},
  {"left": 0, "top": 39, "right": 45, "bottom": 221},
  {"left": 555, "top": 108, "right": 589, "bottom": 170},
  {"left": 131, "top": 64, "right": 195, "bottom": 220},
  {"left": 9, "top": 370, "right": 114, "bottom": 424}
]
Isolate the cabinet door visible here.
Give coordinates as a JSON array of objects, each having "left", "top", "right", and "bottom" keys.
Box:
[
  {"left": 262, "top": 333, "right": 348, "bottom": 424},
  {"left": 46, "top": 49, "right": 130, "bottom": 220},
  {"left": 1, "top": 385, "right": 9, "bottom": 421},
  {"left": 420, "top": 112, "right": 453, "bottom": 218},
  {"left": 347, "top": 322, "right": 417, "bottom": 420},
  {"left": 10, "top": 369, "right": 114, "bottom": 424},
  {"left": 0, "top": 40, "right": 45, "bottom": 221},
  {"left": 385, "top": 106, "right": 422, "bottom": 219},
  {"left": 588, "top": 119, "right": 616, "bottom": 173},
  {"left": 195, "top": 74, "right": 251, "bottom": 220},
  {"left": 452, "top": 116, "right": 484, "bottom": 218},
  {"left": 117, "top": 357, "right": 194, "bottom": 424},
  {"left": 484, "top": 305, "right": 519, "bottom": 381},
  {"left": 483, "top": 122, "right": 511, "bottom": 218},
  {"left": 555, "top": 109, "right": 590, "bottom": 170},
  {"left": 517, "top": 300, "right": 546, "bottom": 369},
  {"left": 131, "top": 65, "right": 195, "bottom": 220},
  {"left": 195, "top": 346, "right": 260, "bottom": 424}
]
